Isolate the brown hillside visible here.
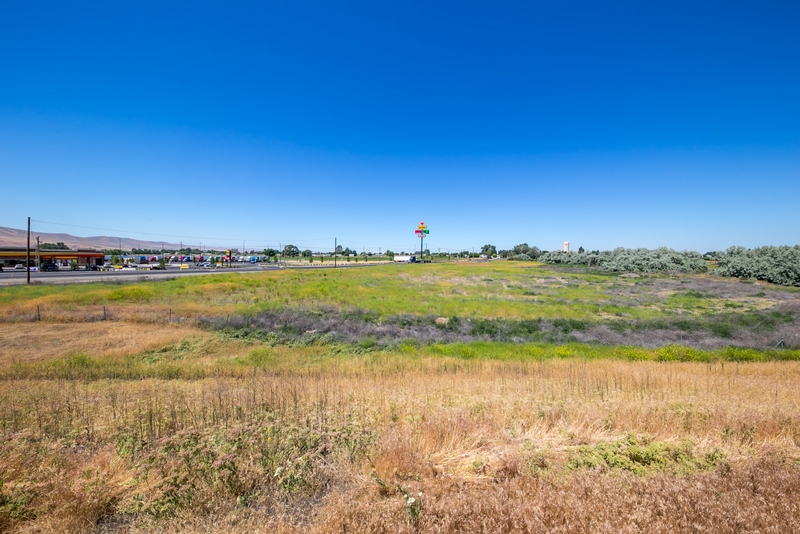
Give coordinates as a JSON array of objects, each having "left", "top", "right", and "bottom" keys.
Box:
[{"left": 0, "top": 226, "right": 182, "bottom": 250}]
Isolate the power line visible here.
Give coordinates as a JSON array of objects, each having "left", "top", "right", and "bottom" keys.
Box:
[
  {"left": 28, "top": 219, "right": 477, "bottom": 253},
  {"left": 29, "top": 219, "right": 333, "bottom": 245},
  {"left": 31, "top": 219, "right": 233, "bottom": 241}
]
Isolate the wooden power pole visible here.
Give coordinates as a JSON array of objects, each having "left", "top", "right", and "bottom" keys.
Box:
[{"left": 26, "top": 217, "right": 31, "bottom": 285}]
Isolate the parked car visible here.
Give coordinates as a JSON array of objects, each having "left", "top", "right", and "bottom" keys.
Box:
[
  {"left": 14, "top": 264, "right": 26, "bottom": 270},
  {"left": 40, "top": 263, "right": 59, "bottom": 272}
]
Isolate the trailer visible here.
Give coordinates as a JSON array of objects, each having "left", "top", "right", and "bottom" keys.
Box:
[{"left": 393, "top": 255, "right": 416, "bottom": 263}]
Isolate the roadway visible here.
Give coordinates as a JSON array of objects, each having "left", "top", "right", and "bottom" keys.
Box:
[{"left": 0, "top": 262, "right": 378, "bottom": 286}]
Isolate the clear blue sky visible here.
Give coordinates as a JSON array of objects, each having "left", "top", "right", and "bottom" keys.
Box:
[{"left": 2, "top": 1, "right": 798, "bottom": 253}]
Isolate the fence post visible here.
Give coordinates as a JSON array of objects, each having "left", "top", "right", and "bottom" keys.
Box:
[{"left": 37, "top": 305, "right": 40, "bottom": 321}]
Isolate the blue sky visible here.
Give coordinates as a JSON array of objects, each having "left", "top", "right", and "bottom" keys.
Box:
[{"left": 2, "top": 1, "right": 798, "bottom": 253}]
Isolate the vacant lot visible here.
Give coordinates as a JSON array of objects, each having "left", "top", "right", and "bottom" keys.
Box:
[{"left": 1, "top": 262, "right": 799, "bottom": 532}]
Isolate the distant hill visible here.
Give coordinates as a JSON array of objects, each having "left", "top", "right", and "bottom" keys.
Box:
[{"left": 0, "top": 226, "right": 183, "bottom": 251}]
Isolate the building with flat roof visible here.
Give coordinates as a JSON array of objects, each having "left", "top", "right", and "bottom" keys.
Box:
[{"left": 0, "top": 247, "right": 105, "bottom": 268}]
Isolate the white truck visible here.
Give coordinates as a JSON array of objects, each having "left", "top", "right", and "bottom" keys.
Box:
[{"left": 393, "top": 255, "right": 416, "bottom": 263}]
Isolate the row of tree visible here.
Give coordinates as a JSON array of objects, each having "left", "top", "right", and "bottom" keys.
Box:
[
  {"left": 498, "top": 243, "right": 542, "bottom": 260},
  {"left": 39, "top": 242, "right": 70, "bottom": 250},
  {"left": 279, "top": 246, "right": 370, "bottom": 258}
]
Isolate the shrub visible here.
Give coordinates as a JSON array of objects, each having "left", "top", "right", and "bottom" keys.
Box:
[
  {"left": 716, "top": 246, "right": 800, "bottom": 286},
  {"left": 539, "top": 247, "right": 708, "bottom": 273}
]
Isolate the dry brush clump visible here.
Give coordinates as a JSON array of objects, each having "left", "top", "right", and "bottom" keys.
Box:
[
  {"left": 310, "top": 453, "right": 800, "bottom": 534},
  {"left": 205, "top": 305, "right": 800, "bottom": 351}
]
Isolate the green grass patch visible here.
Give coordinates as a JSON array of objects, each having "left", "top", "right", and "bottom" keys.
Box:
[
  {"left": 2, "top": 263, "right": 796, "bottom": 330},
  {"left": 567, "top": 433, "right": 727, "bottom": 476},
  {"left": 3, "top": 340, "right": 799, "bottom": 382},
  {"left": 418, "top": 341, "right": 798, "bottom": 363}
]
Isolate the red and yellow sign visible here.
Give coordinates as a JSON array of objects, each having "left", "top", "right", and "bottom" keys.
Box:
[{"left": 415, "top": 222, "right": 429, "bottom": 239}]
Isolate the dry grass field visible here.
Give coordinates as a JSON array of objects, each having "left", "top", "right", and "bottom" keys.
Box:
[{"left": 1, "top": 263, "right": 799, "bottom": 532}]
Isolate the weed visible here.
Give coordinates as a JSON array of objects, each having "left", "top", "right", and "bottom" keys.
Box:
[
  {"left": 553, "top": 318, "right": 587, "bottom": 333},
  {"left": 567, "top": 434, "right": 727, "bottom": 476}
]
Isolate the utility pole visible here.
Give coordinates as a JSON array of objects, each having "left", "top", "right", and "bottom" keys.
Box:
[
  {"left": 334, "top": 238, "right": 337, "bottom": 268},
  {"left": 26, "top": 217, "right": 31, "bottom": 284},
  {"left": 36, "top": 236, "right": 41, "bottom": 269}
]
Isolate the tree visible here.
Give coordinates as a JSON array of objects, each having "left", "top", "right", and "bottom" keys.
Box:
[
  {"left": 262, "top": 248, "right": 279, "bottom": 262},
  {"left": 283, "top": 245, "right": 300, "bottom": 257},
  {"left": 510, "top": 243, "right": 541, "bottom": 259},
  {"left": 578, "top": 246, "right": 585, "bottom": 254},
  {"left": 301, "top": 249, "right": 312, "bottom": 258},
  {"left": 481, "top": 244, "right": 497, "bottom": 256},
  {"left": 40, "top": 241, "right": 70, "bottom": 250}
]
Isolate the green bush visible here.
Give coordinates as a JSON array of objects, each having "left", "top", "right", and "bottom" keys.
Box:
[
  {"left": 510, "top": 253, "right": 532, "bottom": 261},
  {"left": 716, "top": 246, "right": 800, "bottom": 286},
  {"left": 539, "top": 247, "right": 708, "bottom": 273}
]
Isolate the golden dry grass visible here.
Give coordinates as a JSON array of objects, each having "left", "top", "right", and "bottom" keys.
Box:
[
  {"left": 0, "top": 323, "right": 208, "bottom": 365},
  {"left": 2, "top": 356, "right": 800, "bottom": 532},
  {"left": 1, "top": 263, "right": 799, "bottom": 531}
]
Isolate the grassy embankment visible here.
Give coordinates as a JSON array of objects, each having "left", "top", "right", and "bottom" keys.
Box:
[{"left": 1, "top": 262, "right": 799, "bottom": 532}]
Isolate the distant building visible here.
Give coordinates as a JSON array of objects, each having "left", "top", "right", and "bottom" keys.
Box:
[
  {"left": 563, "top": 241, "right": 570, "bottom": 252},
  {"left": 0, "top": 247, "right": 104, "bottom": 268}
]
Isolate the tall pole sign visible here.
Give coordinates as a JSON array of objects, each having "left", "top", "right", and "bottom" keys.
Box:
[{"left": 415, "top": 222, "right": 429, "bottom": 260}]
